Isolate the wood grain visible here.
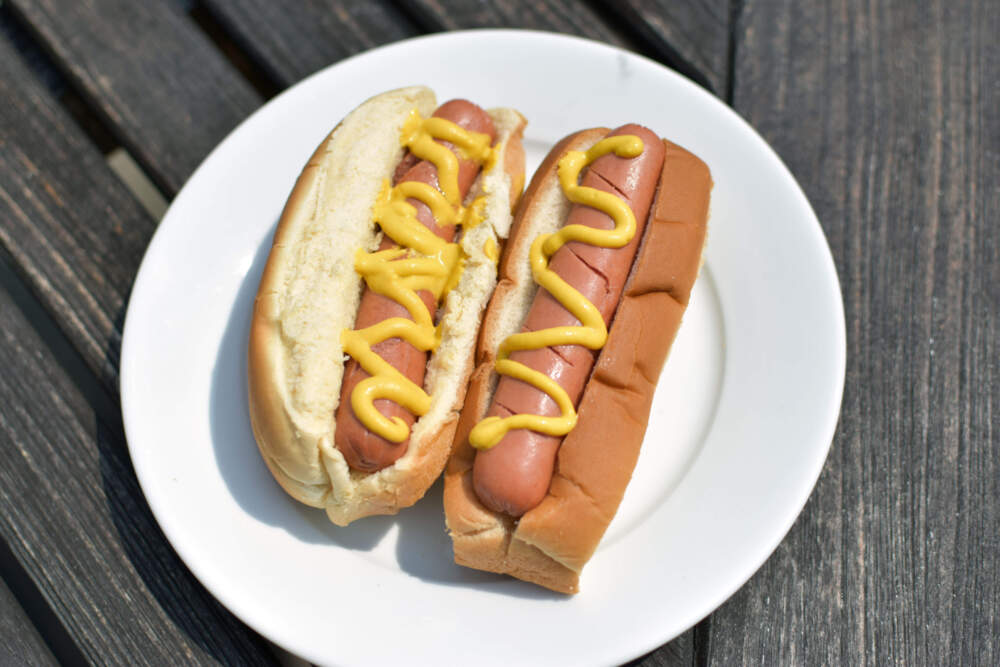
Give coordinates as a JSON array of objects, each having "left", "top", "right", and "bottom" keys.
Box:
[
  {"left": 202, "top": 0, "right": 420, "bottom": 87},
  {"left": 626, "top": 628, "right": 693, "bottom": 666},
  {"left": 0, "top": 284, "right": 276, "bottom": 664},
  {"left": 705, "top": 0, "right": 999, "bottom": 663},
  {"left": 399, "top": 0, "right": 632, "bottom": 47},
  {"left": 0, "top": 26, "right": 276, "bottom": 661},
  {"left": 0, "top": 34, "right": 154, "bottom": 393},
  {"left": 605, "top": 0, "right": 731, "bottom": 93},
  {"left": 7, "top": 0, "right": 261, "bottom": 194},
  {"left": 0, "top": 576, "right": 56, "bottom": 666},
  {"left": 9, "top": 1, "right": 993, "bottom": 663}
]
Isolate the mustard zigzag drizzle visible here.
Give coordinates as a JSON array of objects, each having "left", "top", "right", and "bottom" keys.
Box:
[
  {"left": 468, "top": 135, "right": 644, "bottom": 450},
  {"left": 340, "top": 111, "right": 494, "bottom": 443}
]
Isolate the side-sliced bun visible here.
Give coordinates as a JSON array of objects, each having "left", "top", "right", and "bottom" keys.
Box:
[
  {"left": 248, "top": 86, "right": 526, "bottom": 525},
  {"left": 443, "top": 129, "right": 712, "bottom": 593}
]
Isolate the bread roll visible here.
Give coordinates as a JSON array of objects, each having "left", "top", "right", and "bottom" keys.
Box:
[
  {"left": 444, "top": 130, "right": 711, "bottom": 592},
  {"left": 248, "top": 86, "right": 526, "bottom": 525}
]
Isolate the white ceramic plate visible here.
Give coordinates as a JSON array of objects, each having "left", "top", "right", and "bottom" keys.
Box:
[{"left": 121, "top": 30, "right": 845, "bottom": 666}]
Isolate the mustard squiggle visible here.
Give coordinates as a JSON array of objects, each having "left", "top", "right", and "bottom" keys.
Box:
[
  {"left": 340, "top": 111, "right": 495, "bottom": 443},
  {"left": 468, "top": 135, "right": 644, "bottom": 450}
]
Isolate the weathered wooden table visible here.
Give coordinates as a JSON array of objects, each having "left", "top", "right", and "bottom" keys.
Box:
[{"left": 1, "top": 1, "right": 996, "bottom": 664}]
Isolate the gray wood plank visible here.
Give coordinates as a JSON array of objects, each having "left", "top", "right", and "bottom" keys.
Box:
[
  {"left": 626, "top": 627, "right": 693, "bottom": 666},
  {"left": 0, "top": 33, "right": 281, "bottom": 663},
  {"left": 206, "top": 0, "right": 731, "bottom": 97},
  {"left": 706, "top": 0, "right": 999, "bottom": 663},
  {"left": 7, "top": 0, "right": 262, "bottom": 195},
  {"left": 201, "top": 0, "right": 420, "bottom": 88},
  {"left": 400, "top": 0, "right": 633, "bottom": 48},
  {"left": 0, "top": 577, "right": 56, "bottom": 666},
  {"left": 0, "top": 33, "right": 153, "bottom": 393},
  {"left": 608, "top": 0, "right": 730, "bottom": 93},
  {"left": 0, "top": 525, "right": 89, "bottom": 665},
  {"left": 401, "top": 0, "right": 731, "bottom": 94},
  {"left": 0, "top": 283, "right": 276, "bottom": 664}
]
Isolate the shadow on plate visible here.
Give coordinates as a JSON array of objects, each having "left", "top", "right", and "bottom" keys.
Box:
[
  {"left": 207, "top": 224, "right": 364, "bottom": 546},
  {"left": 392, "top": 480, "right": 563, "bottom": 600}
]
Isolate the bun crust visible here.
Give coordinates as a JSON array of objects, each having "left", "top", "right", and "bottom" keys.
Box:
[
  {"left": 248, "top": 86, "right": 526, "bottom": 525},
  {"left": 444, "top": 134, "right": 712, "bottom": 593}
]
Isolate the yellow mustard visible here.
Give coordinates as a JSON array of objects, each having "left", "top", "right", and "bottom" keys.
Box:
[
  {"left": 483, "top": 237, "right": 499, "bottom": 263},
  {"left": 341, "top": 111, "right": 496, "bottom": 443},
  {"left": 468, "top": 135, "right": 644, "bottom": 450}
]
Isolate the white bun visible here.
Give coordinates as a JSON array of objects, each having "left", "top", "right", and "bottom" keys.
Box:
[{"left": 248, "top": 86, "right": 526, "bottom": 525}]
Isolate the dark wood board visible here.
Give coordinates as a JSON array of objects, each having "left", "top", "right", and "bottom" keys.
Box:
[
  {"left": 0, "top": 577, "right": 56, "bottom": 666},
  {"left": 201, "top": 0, "right": 420, "bottom": 88},
  {"left": 626, "top": 628, "right": 693, "bottom": 667},
  {"left": 7, "top": 0, "right": 261, "bottom": 195},
  {"left": 0, "top": 284, "right": 276, "bottom": 664},
  {"left": 607, "top": 0, "right": 731, "bottom": 94},
  {"left": 203, "top": 0, "right": 731, "bottom": 99},
  {"left": 0, "top": 34, "right": 155, "bottom": 393},
  {"left": 704, "top": 0, "right": 999, "bottom": 663},
  {"left": 398, "top": 0, "right": 632, "bottom": 48}
]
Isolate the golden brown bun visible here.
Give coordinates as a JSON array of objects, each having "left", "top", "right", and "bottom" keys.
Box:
[
  {"left": 248, "top": 86, "right": 526, "bottom": 525},
  {"left": 443, "top": 132, "right": 712, "bottom": 593}
]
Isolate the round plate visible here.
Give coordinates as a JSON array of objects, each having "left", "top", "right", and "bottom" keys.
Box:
[{"left": 121, "top": 30, "right": 845, "bottom": 666}]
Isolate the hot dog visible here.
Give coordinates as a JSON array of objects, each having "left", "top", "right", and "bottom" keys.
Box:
[
  {"left": 473, "top": 124, "right": 664, "bottom": 517},
  {"left": 335, "top": 100, "right": 498, "bottom": 472},
  {"left": 248, "top": 87, "right": 526, "bottom": 526},
  {"left": 443, "top": 127, "right": 712, "bottom": 593}
]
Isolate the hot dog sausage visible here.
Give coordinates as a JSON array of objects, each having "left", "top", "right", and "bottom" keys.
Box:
[
  {"left": 472, "top": 124, "right": 665, "bottom": 516},
  {"left": 335, "top": 100, "right": 497, "bottom": 472}
]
